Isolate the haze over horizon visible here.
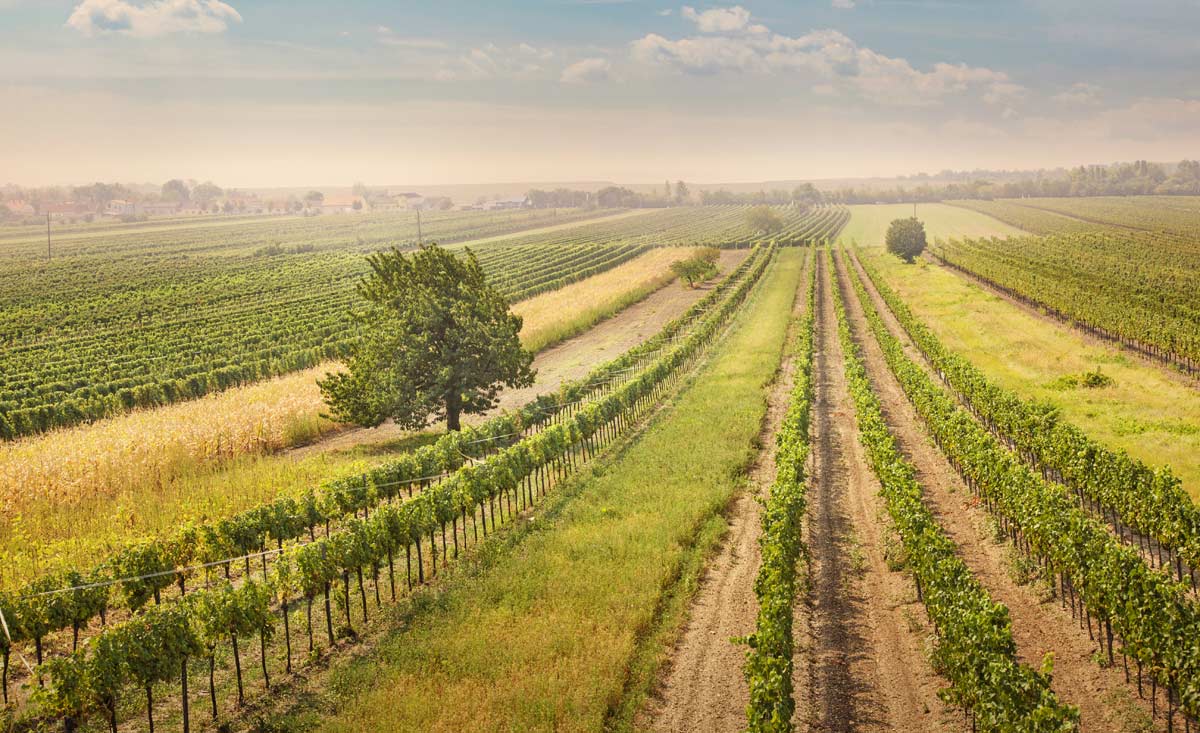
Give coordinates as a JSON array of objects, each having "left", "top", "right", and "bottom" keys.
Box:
[{"left": 3, "top": 0, "right": 1198, "bottom": 187}]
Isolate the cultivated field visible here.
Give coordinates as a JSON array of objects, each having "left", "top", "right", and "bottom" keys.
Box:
[
  {"left": 5, "top": 196, "right": 1200, "bottom": 733},
  {"left": 0, "top": 205, "right": 842, "bottom": 439},
  {"left": 0, "top": 245, "right": 746, "bottom": 591}
]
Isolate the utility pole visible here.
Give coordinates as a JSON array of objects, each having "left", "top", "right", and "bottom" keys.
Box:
[
  {"left": 913, "top": 201, "right": 917, "bottom": 219},
  {"left": 46, "top": 213, "right": 51, "bottom": 261},
  {"left": 416, "top": 208, "right": 423, "bottom": 246}
]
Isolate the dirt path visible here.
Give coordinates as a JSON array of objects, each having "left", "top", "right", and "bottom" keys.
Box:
[
  {"left": 833, "top": 250, "right": 1165, "bottom": 732},
  {"left": 289, "top": 250, "right": 749, "bottom": 458},
  {"left": 798, "top": 254, "right": 949, "bottom": 733},
  {"left": 641, "top": 251, "right": 810, "bottom": 733}
]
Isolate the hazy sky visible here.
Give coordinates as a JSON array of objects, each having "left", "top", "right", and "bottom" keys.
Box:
[{"left": 3, "top": 0, "right": 1198, "bottom": 187}]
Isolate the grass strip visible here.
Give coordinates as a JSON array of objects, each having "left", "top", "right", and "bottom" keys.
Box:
[{"left": 301, "top": 249, "right": 804, "bottom": 733}]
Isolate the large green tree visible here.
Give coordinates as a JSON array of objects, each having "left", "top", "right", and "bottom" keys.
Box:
[
  {"left": 320, "top": 244, "right": 535, "bottom": 431},
  {"left": 745, "top": 205, "right": 783, "bottom": 234},
  {"left": 885, "top": 217, "right": 927, "bottom": 263}
]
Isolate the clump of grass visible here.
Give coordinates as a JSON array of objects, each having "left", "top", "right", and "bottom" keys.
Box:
[
  {"left": 1112, "top": 417, "right": 1200, "bottom": 437},
  {"left": 1047, "top": 367, "right": 1114, "bottom": 391}
]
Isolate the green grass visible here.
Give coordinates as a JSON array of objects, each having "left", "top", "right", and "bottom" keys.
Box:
[
  {"left": 839, "top": 203, "right": 1026, "bottom": 247},
  {"left": 843, "top": 204, "right": 1200, "bottom": 498},
  {"left": 289, "top": 249, "right": 804, "bottom": 733}
]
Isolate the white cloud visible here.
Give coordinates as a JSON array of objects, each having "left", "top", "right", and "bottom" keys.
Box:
[
  {"left": 519, "top": 42, "right": 555, "bottom": 60},
  {"left": 681, "top": 5, "right": 750, "bottom": 33},
  {"left": 1053, "top": 82, "right": 1102, "bottom": 105},
  {"left": 380, "top": 36, "right": 451, "bottom": 50},
  {"left": 832, "top": 0, "right": 855, "bottom": 8},
  {"left": 632, "top": 12, "right": 1022, "bottom": 106},
  {"left": 658, "top": 8, "right": 673, "bottom": 16},
  {"left": 66, "top": 0, "right": 242, "bottom": 38},
  {"left": 561, "top": 57, "right": 611, "bottom": 84},
  {"left": 1095, "top": 97, "right": 1200, "bottom": 141},
  {"left": 438, "top": 43, "right": 547, "bottom": 81}
]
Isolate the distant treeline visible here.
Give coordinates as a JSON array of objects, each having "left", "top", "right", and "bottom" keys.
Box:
[
  {"left": 532, "top": 161, "right": 1200, "bottom": 210},
  {"left": 827, "top": 160, "right": 1200, "bottom": 204},
  {"left": 526, "top": 181, "right": 825, "bottom": 209}
]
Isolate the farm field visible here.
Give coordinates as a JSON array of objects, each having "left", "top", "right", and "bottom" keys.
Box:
[
  {"left": 5, "top": 202, "right": 1200, "bottom": 733},
  {"left": 933, "top": 198, "right": 1200, "bottom": 374},
  {"left": 0, "top": 235, "right": 780, "bottom": 730},
  {"left": 0, "top": 207, "right": 615, "bottom": 259},
  {"left": 12, "top": 2, "right": 1200, "bottom": 730},
  {"left": 837, "top": 202, "right": 1026, "bottom": 245},
  {"left": 847, "top": 204, "right": 1200, "bottom": 497},
  {"left": 0, "top": 247, "right": 747, "bottom": 591},
  {"left": 0, "top": 204, "right": 842, "bottom": 439},
  {"left": 293, "top": 248, "right": 806, "bottom": 733},
  {"left": 829, "top": 249, "right": 1162, "bottom": 732}
]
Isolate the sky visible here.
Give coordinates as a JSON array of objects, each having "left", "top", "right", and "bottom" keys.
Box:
[{"left": 2, "top": 0, "right": 1198, "bottom": 187}]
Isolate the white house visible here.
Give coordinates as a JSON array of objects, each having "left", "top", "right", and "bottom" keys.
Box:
[
  {"left": 483, "top": 196, "right": 529, "bottom": 211},
  {"left": 105, "top": 199, "right": 142, "bottom": 216},
  {"left": 319, "top": 196, "right": 365, "bottom": 214}
]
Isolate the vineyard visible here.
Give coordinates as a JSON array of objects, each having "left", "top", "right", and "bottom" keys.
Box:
[
  {"left": 0, "top": 205, "right": 846, "bottom": 439},
  {"left": 4, "top": 197, "right": 1196, "bottom": 733},
  {"left": 937, "top": 197, "right": 1200, "bottom": 375},
  {"left": 0, "top": 245, "right": 779, "bottom": 730}
]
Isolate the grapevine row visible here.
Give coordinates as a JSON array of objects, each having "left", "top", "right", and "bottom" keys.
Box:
[
  {"left": 927, "top": 220, "right": 1200, "bottom": 375},
  {"left": 851, "top": 250, "right": 1200, "bottom": 589},
  {"left": 14, "top": 244, "right": 778, "bottom": 732},
  {"left": 743, "top": 251, "right": 815, "bottom": 732},
  {"left": 841, "top": 250, "right": 1200, "bottom": 727},
  {"left": 0, "top": 246, "right": 775, "bottom": 714},
  {"left": 0, "top": 206, "right": 844, "bottom": 439},
  {"left": 829, "top": 250, "right": 1078, "bottom": 731}
]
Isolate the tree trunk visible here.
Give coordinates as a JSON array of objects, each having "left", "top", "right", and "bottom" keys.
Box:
[
  {"left": 209, "top": 655, "right": 217, "bottom": 720},
  {"left": 282, "top": 598, "right": 292, "bottom": 673},
  {"left": 446, "top": 391, "right": 463, "bottom": 432}
]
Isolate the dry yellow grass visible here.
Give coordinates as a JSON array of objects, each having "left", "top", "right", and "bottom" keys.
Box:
[
  {"left": 516, "top": 247, "right": 688, "bottom": 352},
  {"left": 0, "top": 248, "right": 687, "bottom": 585},
  {"left": 0, "top": 367, "right": 335, "bottom": 519}
]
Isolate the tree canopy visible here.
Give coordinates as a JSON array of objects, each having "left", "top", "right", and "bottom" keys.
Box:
[
  {"left": 670, "top": 247, "right": 720, "bottom": 288},
  {"left": 745, "top": 205, "right": 784, "bottom": 235},
  {"left": 885, "top": 217, "right": 927, "bottom": 263},
  {"left": 319, "top": 244, "right": 535, "bottom": 431}
]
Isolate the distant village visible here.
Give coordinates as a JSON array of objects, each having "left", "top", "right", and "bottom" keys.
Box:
[{"left": 0, "top": 180, "right": 531, "bottom": 225}]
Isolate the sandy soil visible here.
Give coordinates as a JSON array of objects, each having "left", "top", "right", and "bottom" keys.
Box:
[
  {"left": 795, "top": 254, "right": 951, "bottom": 733},
  {"left": 641, "top": 250, "right": 810, "bottom": 733},
  {"left": 288, "top": 250, "right": 749, "bottom": 459},
  {"left": 835, "top": 250, "right": 1165, "bottom": 732}
]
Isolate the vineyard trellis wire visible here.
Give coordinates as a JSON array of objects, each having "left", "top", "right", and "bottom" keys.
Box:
[
  {"left": 2, "top": 245, "right": 781, "bottom": 731},
  {"left": 828, "top": 249, "right": 1077, "bottom": 732},
  {"left": 840, "top": 248, "right": 1200, "bottom": 730}
]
